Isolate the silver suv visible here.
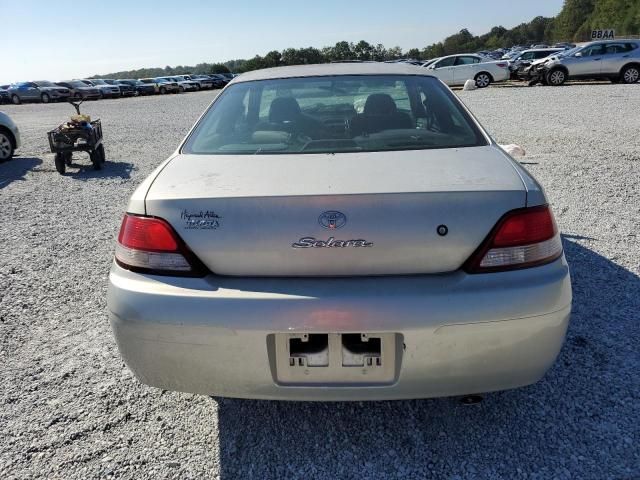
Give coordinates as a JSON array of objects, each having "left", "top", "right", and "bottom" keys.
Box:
[{"left": 536, "top": 40, "right": 640, "bottom": 86}]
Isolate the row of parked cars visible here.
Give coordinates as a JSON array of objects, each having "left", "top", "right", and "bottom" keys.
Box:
[
  {"left": 0, "top": 73, "right": 236, "bottom": 105},
  {"left": 392, "top": 39, "right": 640, "bottom": 88}
]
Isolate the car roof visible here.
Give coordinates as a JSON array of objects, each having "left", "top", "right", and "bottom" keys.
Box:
[{"left": 232, "top": 62, "right": 434, "bottom": 83}]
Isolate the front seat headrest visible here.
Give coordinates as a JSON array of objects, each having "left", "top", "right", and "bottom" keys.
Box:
[
  {"left": 269, "top": 97, "right": 302, "bottom": 123},
  {"left": 363, "top": 94, "right": 398, "bottom": 115}
]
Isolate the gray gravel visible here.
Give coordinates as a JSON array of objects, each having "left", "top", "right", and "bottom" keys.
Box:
[{"left": 1, "top": 84, "right": 639, "bottom": 479}]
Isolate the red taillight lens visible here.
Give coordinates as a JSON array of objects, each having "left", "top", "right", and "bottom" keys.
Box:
[
  {"left": 118, "top": 215, "right": 180, "bottom": 251},
  {"left": 464, "top": 205, "right": 562, "bottom": 273},
  {"left": 115, "top": 214, "right": 205, "bottom": 276},
  {"left": 496, "top": 62, "right": 508, "bottom": 68}
]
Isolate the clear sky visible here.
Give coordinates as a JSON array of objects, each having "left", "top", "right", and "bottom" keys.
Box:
[{"left": 2, "top": 0, "right": 563, "bottom": 84}]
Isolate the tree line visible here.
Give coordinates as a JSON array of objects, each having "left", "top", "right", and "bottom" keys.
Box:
[{"left": 91, "top": 0, "right": 640, "bottom": 78}]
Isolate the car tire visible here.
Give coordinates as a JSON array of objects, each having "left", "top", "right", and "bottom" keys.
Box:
[
  {"left": 41, "top": 93, "right": 51, "bottom": 104},
  {"left": 159, "top": 87, "right": 166, "bottom": 94},
  {"left": 54, "top": 153, "right": 66, "bottom": 174},
  {"left": 195, "top": 84, "right": 201, "bottom": 91},
  {"left": 11, "top": 94, "right": 21, "bottom": 105},
  {"left": 546, "top": 68, "right": 567, "bottom": 86},
  {"left": 63, "top": 151, "right": 72, "bottom": 166},
  {"left": 474, "top": 72, "right": 492, "bottom": 88},
  {"left": 0, "top": 130, "right": 15, "bottom": 161},
  {"left": 620, "top": 65, "right": 640, "bottom": 84}
]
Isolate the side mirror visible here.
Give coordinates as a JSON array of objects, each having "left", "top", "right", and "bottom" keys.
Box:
[{"left": 574, "top": 52, "right": 583, "bottom": 57}]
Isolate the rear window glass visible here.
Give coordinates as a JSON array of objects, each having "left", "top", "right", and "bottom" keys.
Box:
[{"left": 183, "top": 75, "right": 486, "bottom": 155}]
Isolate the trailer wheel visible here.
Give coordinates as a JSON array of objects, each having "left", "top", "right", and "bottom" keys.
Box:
[
  {"left": 97, "top": 144, "right": 106, "bottom": 163},
  {"left": 54, "top": 153, "right": 66, "bottom": 174},
  {"left": 90, "top": 149, "right": 102, "bottom": 170}
]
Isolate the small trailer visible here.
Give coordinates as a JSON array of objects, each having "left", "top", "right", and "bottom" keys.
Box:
[{"left": 47, "top": 100, "right": 105, "bottom": 174}]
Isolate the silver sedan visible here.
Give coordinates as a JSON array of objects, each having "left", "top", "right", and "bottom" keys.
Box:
[{"left": 108, "top": 63, "right": 572, "bottom": 401}]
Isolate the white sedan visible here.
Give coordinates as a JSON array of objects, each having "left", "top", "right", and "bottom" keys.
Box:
[
  {"left": 108, "top": 63, "right": 571, "bottom": 401},
  {"left": 423, "top": 54, "right": 510, "bottom": 87}
]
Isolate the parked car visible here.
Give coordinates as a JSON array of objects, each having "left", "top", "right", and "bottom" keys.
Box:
[
  {"left": 0, "top": 111, "right": 20, "bottom": 161},
  {"left": 423, "top": 54, "right": 510, "bottom": 87},
  {"left": 55, "top": 81, "right": 101, "bottom": 100},
  {"left": 175, "top": 74, "right": 214, "bottom": 90},
  {"left": 206, "top": 74, "right": 228, "bottom": 88},
  {"left": 153, "top": 78, "right": 180, "bottom": 94},
  {"left": 530, "top": 40, "right": 640, "bottom": 86},
  {"left": 0, "top": 86, "right": 9, "bottom": 104},
  {"left": 81, "top": 79, "right": 121, "bottom": 99},
  {"left": 108, "top": 63, "right": 572, "bottom": 401},
  {"left": 160, "top": 76, "right": 198, "bottom": 92},
  {"left": 104, "top": 79, "right": 136, "bottom": 97},
  {"left": 507, "top": 48, "right": 563, "bottom": 78},
  {"left": 118, "top": 79, "right": 156, "bottom": 96},
  {"left": 7, "top": 81, "right": 71, "bottom": 104}
]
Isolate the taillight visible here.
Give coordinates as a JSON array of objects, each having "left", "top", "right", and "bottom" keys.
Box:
[
  {"left": 496, "top": 62, "right": 508, "bottom": 68},
  {"left": 464, "top": 205, "right": 563, "bottom": 273},
  {"left": 115, "top": 214, "right": 206, "bottom": 276}
]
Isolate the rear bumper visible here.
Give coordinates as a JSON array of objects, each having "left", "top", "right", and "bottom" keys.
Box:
[{"left": 108, "top": 257, "right": 572, "bottom": 401}]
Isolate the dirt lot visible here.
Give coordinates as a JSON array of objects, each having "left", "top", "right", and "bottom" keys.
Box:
[{"left": 1, "top": 85, "right": 639, "bottom": 479}]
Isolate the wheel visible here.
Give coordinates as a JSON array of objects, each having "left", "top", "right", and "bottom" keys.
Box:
[
  {"left": 474, "top": 72, "right": 492, "bottom": 88},
  {"left": 90, "top": 149, "right": 102, "bottom": 170},
  {"left": 63, "top": 152, "right": 72, "bottom": 166},
  {"left": 620, "top": 65, "right": 640, "bottom": 84},
  {"left": 41, "top": 93, "right": 50, "bottom": 103},
  {"left": 195, "top": 84, "right": 201, "bottom": 91},
  {"left": 159, "top": 87, "right": 166, "bottom": 94},
  {"left": 0, "top": 131, "right": 14, "bottom": 160},
  {"left": 97, "top": 144, "right": 106, "bottom": 163},
  {"left": 54, "top": 153, "right": 66, "bottom": 174},
  {"left": 546, "top": 68, "right": 567, "bottom": 86},
  {"left": 11, "top": 94, "right": 21, "bottom": 105}
]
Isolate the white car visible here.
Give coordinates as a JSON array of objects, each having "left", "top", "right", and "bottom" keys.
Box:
[
  {"left": 107, "top": 63, "right": 572, "bottom": 401},
  {"left": 423, "top": 54, "right": 510, "bottom": 87},
  {"left": 0, "top": 111, "right": 20, "bottom": 161}
]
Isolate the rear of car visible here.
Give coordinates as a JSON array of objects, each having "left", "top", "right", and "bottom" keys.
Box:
[
  {"left": 108, "top": 64, "right": 571, "bottom": 401},
  {"left": 425, "top": 54, "right": 509, "bottom": 87},
  {"left": 153, "top": 78, "right": 180, "bottom": 93}
]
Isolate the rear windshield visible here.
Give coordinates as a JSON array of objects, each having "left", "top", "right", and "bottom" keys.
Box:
[{"left": 183, "top": 75, "right": 487, "bottom": 155}]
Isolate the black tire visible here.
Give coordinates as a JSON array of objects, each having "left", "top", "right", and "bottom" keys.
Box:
[
  {"left": 474, "top": 72, "right": 492, "bottom": 88},
  {"left": 97, "top": 144, "right": 106, "bottom": 163},
  {"left": 63, "top": 152, "right": 72, "bottom": 166},
  {"left": 54, "top": 153, "right": 66, "bottom": 174},
  {"left": 0, "top": 130, "right": 15, "bottom": 161},
  {"left": 194, "top": 84, "right": 201, "bottom": 91},
  {"left": 90, "top": 149, "right": 102, "bottom": 170},
  {"left": 546, "top": 68, "right": 567, "bottom": 86},
  {"left": 11, "top": 94, "right": 21, "bottom": 105},
  {"left": 620, "top": 64, "right": 640, "bottom": 84},
  {"left": 41, "top": 93, "right": 50, "bottom": 103},
  {"left": 159, "top": 87, "right": 166, "bottom": 94}
]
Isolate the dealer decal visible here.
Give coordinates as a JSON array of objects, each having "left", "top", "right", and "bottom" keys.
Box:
[{"left": 181, "top": 209, "right": 221, "bottom": 230}]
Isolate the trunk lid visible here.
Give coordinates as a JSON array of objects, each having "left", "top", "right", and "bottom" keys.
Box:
[{"left": 145, "top": 146, "right": 525, "bottom": 276}]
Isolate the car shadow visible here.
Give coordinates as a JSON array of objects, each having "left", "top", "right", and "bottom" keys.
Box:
[
  {"left": 212, "top": 236, "right": 639, "bottom": 478},
  {"left": 0, "top": 157, "right": 43, "bottom": 189}
]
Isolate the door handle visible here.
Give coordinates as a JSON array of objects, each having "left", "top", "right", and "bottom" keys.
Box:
[{"left": 593, "top": 58, "right": 601, "bottom": 61}]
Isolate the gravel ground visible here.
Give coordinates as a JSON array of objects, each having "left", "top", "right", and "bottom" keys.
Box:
[{"left": 1, "top": 84, "right": 638, "bottom": 479}]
